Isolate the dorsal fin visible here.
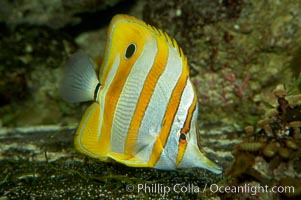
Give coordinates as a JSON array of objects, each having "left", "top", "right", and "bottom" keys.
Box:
[
  {"left": 111, "top": 14, "right": 186, "bottom": 59},
  {"left": 146, "top": 24, "right": 185, "bottom": 60}
]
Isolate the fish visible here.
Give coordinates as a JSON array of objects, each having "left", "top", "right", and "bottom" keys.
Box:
[{"left": 60, "top": 14, "right": 222, "bottom": 174}]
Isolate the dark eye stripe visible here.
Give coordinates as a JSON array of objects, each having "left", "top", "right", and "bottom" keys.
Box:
[{"left": 125, "top": 43, "right": 136, "bottom": 59}]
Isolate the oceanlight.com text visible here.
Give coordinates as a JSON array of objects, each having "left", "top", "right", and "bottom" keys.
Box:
[{"left": 125, "top": 183, "right": 295, "bottom": 196}]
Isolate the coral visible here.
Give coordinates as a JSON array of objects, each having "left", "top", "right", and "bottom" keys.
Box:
[
  {"left": 225, "top": 85, "right": 301, "bottom": 198},
  {"left": 143, "top": 0, "right": 301, "bottom": 128}
]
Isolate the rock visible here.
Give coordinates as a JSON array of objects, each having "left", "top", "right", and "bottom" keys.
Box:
[{"left": 0, "top": 0, "right": 124, "bottom": 29}]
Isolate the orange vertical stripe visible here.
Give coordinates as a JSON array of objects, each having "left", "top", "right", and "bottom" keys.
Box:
[
  {"left": 180, "top": 88, "right": 197, "bottom": 135},
  {"left": 148, "top": 68, "right": 189, "bottom": 167},
  {"left": 176, "top": 89, "right": 197, "bottom": 165},
  {"left": 176, "top": 142, "right": 187, "bottom": 166},
  {"left": 98, "top": 41, "right": 144, "bottom": 155},
  {"left": 124, "top": 36, "right": 169, "bottom": 156},
  {"left": 97, "top": 65, "right": 130, "bottom": 155}
]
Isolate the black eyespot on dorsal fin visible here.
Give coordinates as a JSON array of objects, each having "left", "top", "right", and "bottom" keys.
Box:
[{"left": 180, "top": 133, "right": 186, "bottom": 140}]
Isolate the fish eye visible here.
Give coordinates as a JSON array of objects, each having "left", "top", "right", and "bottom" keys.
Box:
[{"left": 124, "top": 43, "right": 136, "bottom": 59}]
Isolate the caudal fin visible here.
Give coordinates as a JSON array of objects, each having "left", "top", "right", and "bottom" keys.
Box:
[{"left": 60, "top": 50, "right": 100, "bottom": 103}]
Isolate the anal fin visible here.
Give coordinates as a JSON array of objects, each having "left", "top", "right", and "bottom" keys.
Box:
[{"left": 108, "top": 152, "right": 150, "bottom": 167}]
